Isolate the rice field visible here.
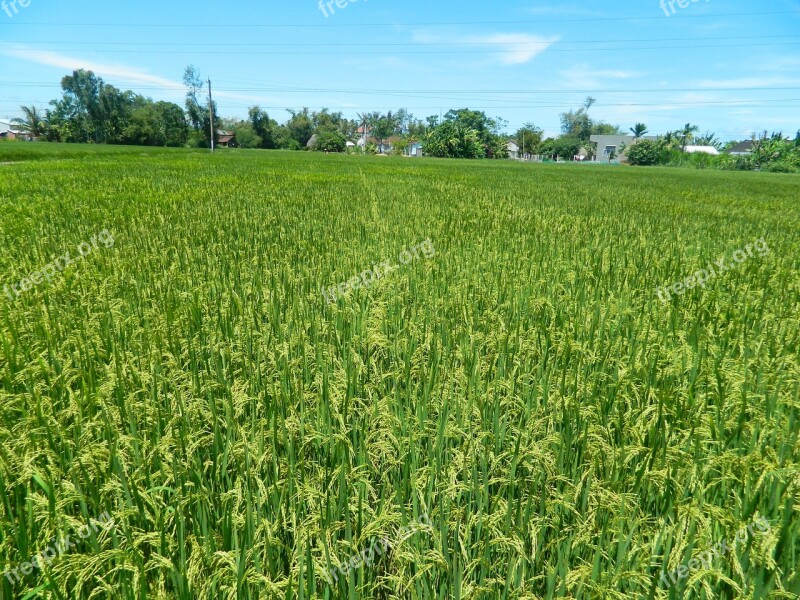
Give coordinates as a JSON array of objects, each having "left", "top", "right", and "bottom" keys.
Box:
[{"left": 0, "top": 143, "right": 799, "bottom": 599}]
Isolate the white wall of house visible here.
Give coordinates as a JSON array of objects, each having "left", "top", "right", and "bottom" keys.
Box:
[
  {"left": 684, "top": 145, "right": 720, "bottom": 155},
  {"left": 590, "top": 134, "right": 658, "bottom": 162}
]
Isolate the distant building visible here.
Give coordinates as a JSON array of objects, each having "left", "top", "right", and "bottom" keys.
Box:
[
  {"left": 727, "top": 140, "right": 754, "bottom": 156},
  {"left": 590, "top": 134, "right": 658, "bottom": 163},
  {"left": 0, "top": 120, "right": 23, "bottom": 140},
  {"left": 384, "top": 136, "right": 404, "bottom": 154},
  {"left": 407, "top": 141, "right": 423, "bottom": 157},
  {"left": 357, "top": 135, "right": 401, "bottom": 154},
  {"left": 684, "top": 145, "right": 720, "bottom": 155},
  {"left": 217, "top": 132, "right": 238, "bottom": 148},
  {"left": 506, "top": 140, "right": 520, "bottom": 159}
]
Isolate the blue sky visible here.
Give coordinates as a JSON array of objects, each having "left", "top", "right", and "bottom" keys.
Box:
[{"left": 1, "top": 0, "right": 798, "bottom": 140}]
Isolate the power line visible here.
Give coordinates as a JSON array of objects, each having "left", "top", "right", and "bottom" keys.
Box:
[
  {"left": 2, "top": 41, "right": 795, "bottom": 55},
  {"left": 2, "top": 9, "right": 796, "bottom": 27},
  {"left": 4, "top": 97, "right": 799, "bottom": 109},
  {"left": 3, "top": 82, "right": 800, "bottom": 95},
  {"left": 3, "top": 34, "right": 798, "bottom": 47}
]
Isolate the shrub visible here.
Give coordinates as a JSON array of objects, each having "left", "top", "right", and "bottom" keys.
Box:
[
  {"left": 552, "top": 136, "right": 582, "bottom": 161},
  {"left": 423, "top": 122, "right": 485, "bottom": 159},
  {"left": 313, "top": 131, "right": 347, "bottom": 153},
  {"left": 763, "top": 161, "right": 799, "bottom": 173},
  {"left": 718, "top": 154, "right": 755, "bottom": 171},
  {"left": 232, "top": 123, "right": 262, "bottom": 149},
  {"left": 626, "top": 140, "right": 666, "bottom": 166}
]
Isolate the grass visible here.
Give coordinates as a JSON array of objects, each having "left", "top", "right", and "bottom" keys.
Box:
[{"left": 0, "top": 143, "right": 799, "bottom": 599}]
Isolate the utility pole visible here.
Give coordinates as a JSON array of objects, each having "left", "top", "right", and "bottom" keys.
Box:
[{"left": 207, "top": 78, "right": 215, "bottom": 153}]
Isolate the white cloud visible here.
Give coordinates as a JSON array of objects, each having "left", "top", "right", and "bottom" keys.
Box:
[
  {"left": 466, "top": 34, "right": 559, "bottom": 65},
  {"left": 527, "top": 6, "right": 602, "bottom": 16},
  {"left": 411, "top": 31, "right": 558, "bottom": 65},
  {"left": 695, "top": 76, "right": 800, "bottom": 89},
  {"left": 560, "top": 65, "right": 640, "bottom": 88},
  {"left": 0, "top": 45, "right": 283, "bottom": 104},
  {"left": 1, "top": 45, "right": 183, "bottom": 89}
]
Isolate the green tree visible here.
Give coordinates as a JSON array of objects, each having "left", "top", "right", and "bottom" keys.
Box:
[
  {"left": 591, "top": 122, "right": 623, "bottom": 136},
  {"left": 121, "top": 103, "right": 164, "bottom": 146},
  {"left": 422, "top": 121, "right": 484, "bottom": 159},
  {"left": 443, "top": 109, "right": 506, "bottom": 158},
  {"left": 552, "top": 136, "right": 583, "bottom": 161},
  {"left": 680, "top": 123, "right": 700, "bottom": 152},
  {"left": 45, "top": 70, "right": 106, "bottom": 143},
  {"left": 752, "top": 132, "right": 800, "bottom": 171},
  {"left": 99, "top": 86, "right": 142, "bottom": 144},
  {"left": 538, "top": 138, "right": 556, "bottom": 159},
  {"left": 155, "top": 101, "right": 189, "bottom": 147},
  {"left": 560, "top": 97, "right": 595, "bottom": 142},
  {"left": 248, "top": 107, "right": 278, "bottom": 149},
  {"left": 515, "top": 123, "right": 543, "bottom": 155},
  {"left": 394, "top": 109, "right": 414, "bottom": 135},
  {"left": 627, "top": 139, "right": 667, "bottom": 166},
  {"left": 231, "top": 122, "right": 262, "bottom": 149},
  {"left": 630, "top": 123, "right": 648, "bottom": 141},
  {"left": 11, "top": 105, "right": 46, "bottom": 139},
  {"left": 183, "top": 65, "right": 218, "bottom": 148},
  {"left": 369, "top": 112, "right": 398, "bottom": 153},
  {"left": 285, "top": 108, "right": 315, "bottom": 148},
  {"left": 46, "top": 96, "right": 86, "bottom": 143},
  {"left": 313, "top": 130, "right": 347, "bottom": 152},
  {"left": 695, "top": 131, "right": 722, "bottom": 150}
]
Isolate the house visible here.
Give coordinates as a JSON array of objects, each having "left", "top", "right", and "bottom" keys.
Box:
[
  {"left": 356, "top": 124, "right": 371, "bottom": 146},
  {"left": 406, "top": 141, "right": 423, "bottom": 157},
  {"left": 306, "top": 134, "right": 318, "bottom": 149},
  {"left": 358, "top": 135, "right": 401, "bottom": 154},
  {"left": 727, "top": 140, "right": 754, "bottom": 156},
  {"left": 217, "top": 132, "right": 238, "bottom": 148},
  {"left": 0, "top": 120, "right": 24, "bottom": 140},
  {"left": 590, "top": 134, "right": 658, "bottom": 163},
  {"left": 506, "top": 140, "right": 520, "bottom": 160},
  {"left": 380, "top": 136, "right": 402, "bottom": 154},
  {"left": 684, "top": 145, "right": 720, "bottom": 155}
]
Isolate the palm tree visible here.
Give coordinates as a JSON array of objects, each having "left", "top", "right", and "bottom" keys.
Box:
[
  {"left": 368, "top": 112, "right": 398, "bottom": 154},
  {"left": 629, "top": 123, "right": 648, "bottom": 142},
  {"left": 356, "top": 112, "right": 370, "bottom": 143},
  {"left": 695, "top": 131, "right": 722, "bottom": 150},
  {"left": 680, "top": 123, "right": 700, "bottom": 152},
  {"left": 11, "top": 105, "right": 46, "bottom": 139}
]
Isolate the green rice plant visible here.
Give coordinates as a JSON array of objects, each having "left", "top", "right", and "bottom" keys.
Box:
[{"left": 0, "top": 143, "right": 798, "bottom": 599}]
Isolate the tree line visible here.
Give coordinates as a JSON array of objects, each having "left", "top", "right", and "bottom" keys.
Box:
[
  {"left": 6, "top": 69, "right": 624, "bottom": 159},
  {"left": 7, "top": 68, "right": 797, "bottom": 170}
]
